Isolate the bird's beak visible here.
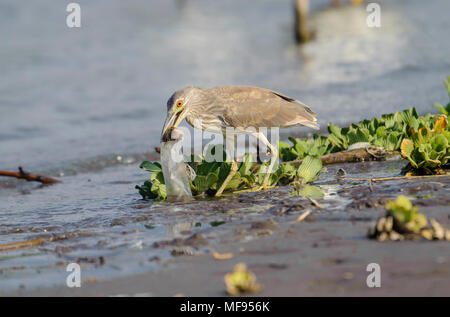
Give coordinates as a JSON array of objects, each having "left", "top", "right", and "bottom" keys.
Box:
[{"left": 161, "top": 110, "right": 184, "bottom": 142}]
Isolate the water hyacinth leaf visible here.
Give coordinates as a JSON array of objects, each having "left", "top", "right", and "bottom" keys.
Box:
[
  {"left": 313, "top": 135, "right": 329, "bottom": 147},
  {"left": 151, "top": 180, "right": 166, "bottom": 200},
  {"left": 279, "top": 140, "right": 297, "bottom": 161},
  {"left": 434, "top": 115, "right": 447, "bottom": 133},
  {"left": 408, "top": 116, "right": 419, "bottom": 131},
  {"left": 327, "top": 134, "right": 344, "bottom": 149},
  {"left": 357, "top": 119, "right": 372, "bottom": 132},
  {"left": 196, "top": 162, "right": 220, "bottom": 177},
  {"left": 298, "top": 184, "right": 324, "bottom": 199},
  {"left": 135, "top": 181, "right": 158, "bottom": 200},
  {"left": 150, "top": 170, "right": 165, "bottom": 183},
  {"left": 240, "top": 174, "right": 256, "bottom": 187},
  {"left": 281, "top": 162, "right": 296, "bottom": 176},
  {"left": 296, "top": 155, "right": 323, "bottom": 183},
  {"left": 225, "top": 173, "right": 242, "bottom": 190},
  {"left": 256, "top": 162, "right": 269, "bottom": 184},
  {"left": 430, "top": 134, "right": 448, "bottom": 154},
  {"left": 375, "top": 126, "right": 385, "bottom": 138},
  {"left": 347, "top": 128, "right": 370, "bottom": 145},
  {"left": 400, "top": 139, "right": 414, "bottom": 160},
  {"left": 384, "top": 132, "right": 402, "bottom": 151},
  {"left": 396, "top": 108, "right": 418, "bottom": 125},
  {"left": 238, "top": 153, "right": 256, "bottom": 176},
  {"left": 381, "top": 113, "right": 396, "bottom": 129},
  {"left": 215, "top": 162, "right": 232, "bottom": 184},
  {"left": 140, "top": 161, "right": 162, "bottom": 173},
  {"left": 327, "top": 123, "right": 347, "bottom": 149},
  {"left": 289, "top": 137, "right": 309, "bottom": 158},
  {"left": 192, "top": 173, "right": 218, "bottom": 193}
]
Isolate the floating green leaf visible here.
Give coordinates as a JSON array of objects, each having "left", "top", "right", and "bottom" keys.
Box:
[
  {"left": 140, "top": 161, "right": 162, "bottom": 173},
  {"left": 296, "top": 155, "right": 323, "bottom": 184},
  {"left": 297, "top": 184, "right": 324, "bottom": 199}
]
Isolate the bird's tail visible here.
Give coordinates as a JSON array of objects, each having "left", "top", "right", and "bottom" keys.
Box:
[
  {"left": 288, "top": 101, "right": 320, "bottom": 130},
  {"left": 298, "top": 119, "right": 320, "bottom": 130}
]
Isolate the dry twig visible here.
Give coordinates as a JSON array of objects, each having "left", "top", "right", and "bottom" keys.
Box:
[
  {"left": 296, "top": 210, "right": 311, "bottom": 222},
  {"left": 0, "top": 167, "right": 60, "bottom": 184}
]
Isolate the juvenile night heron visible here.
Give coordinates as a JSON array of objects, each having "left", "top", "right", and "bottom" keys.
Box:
[{"left": 161, "top": 86, "right": 319, "bottom": 196}]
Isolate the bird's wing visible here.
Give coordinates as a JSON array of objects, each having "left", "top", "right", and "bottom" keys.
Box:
[{"left": 211, "top": 86, "right": 319, "bottom": 130}]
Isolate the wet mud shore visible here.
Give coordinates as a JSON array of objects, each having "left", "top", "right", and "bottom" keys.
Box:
[{"left": 3, "top": 159, "right": 449, "bottom": 296}]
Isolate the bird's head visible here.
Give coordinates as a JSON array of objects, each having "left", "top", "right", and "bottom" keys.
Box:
[{"left": 161, "top": 86, "right": 199, "bottom": 142}]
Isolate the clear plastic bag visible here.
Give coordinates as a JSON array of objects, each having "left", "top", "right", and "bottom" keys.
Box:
[{"left": 160, "top": 129, "right": 194, "bottom": 202}]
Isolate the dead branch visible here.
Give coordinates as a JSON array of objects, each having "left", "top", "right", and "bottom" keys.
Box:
[
  {"left": 0, "top": 166, "right": 60, "bottom": 184},
  {"left": 283, "top": 147, "right": 397, "bottom": 167},
  {"left": 0, "top": 231, "right": 88, "bottom": 252}
]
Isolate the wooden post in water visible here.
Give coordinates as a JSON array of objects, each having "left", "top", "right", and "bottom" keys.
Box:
[{"left": 294, "top": 0, "right": 311, "bottom": 43}]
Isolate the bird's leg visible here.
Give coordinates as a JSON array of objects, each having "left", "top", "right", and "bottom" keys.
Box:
[
  {"left": 215, "top": 160, "right": 238, "bottom": 197},
  {"left": 262, "top": 142, "right": 278, "bottom": 187},
  {"left": 215, "top": 133, "right": 238, "bottom": 197},
  {"left": 254, "top": 132, "right": 278, "bottom": 191}
]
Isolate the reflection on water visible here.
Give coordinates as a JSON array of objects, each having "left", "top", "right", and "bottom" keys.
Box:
[{"left": 166, "top": 222, "right": 197, "bottom": 237}]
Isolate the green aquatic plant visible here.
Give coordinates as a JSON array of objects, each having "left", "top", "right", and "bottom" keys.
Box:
[
  {"left": 280, "top": 76, "right": 450, "bottom": 161},
  {"left": 224, "top": 263, "right": 262, "bottom": 295},
  {"left": 369, "top": 195, "right": 450, "bottom": 241},
  {"left": 135, "top": 161, "right": 166, "bottom": 200},
  {"left": 400, "top": 115, "right": 449, "bottom": 174},
  {"left": 279, "top": 135, "right": 330, "bottom": 161},
  {"left": 385, "top": 195, "right": 427, "bottom": 234},
  {"left": 136, "top": 148, "right": 323, "bottom": 200},
  {"left": 280, "top": 107, "right": 424, "bottom": 161},
  {"left": 280, "top": 77, "right": 450, "bottom": 175},
  {"left": 293, "top": 184, "right": 324, "bottom": 199}
]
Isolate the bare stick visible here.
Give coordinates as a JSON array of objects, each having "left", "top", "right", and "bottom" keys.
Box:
[
  {"left": 369, "top": 177, "right": 374, "bottom": 192},
  {"left": 282, "top": 147, "right": 397, "bottom": 168},
  {"left": 307, "top": 196, "right": 323, "bottom": 208},
  {"left": 342, "top": 174, "right": 449, "bottom": 183},
  {"left": 296, "top": 209, "right": 311, "bottom": 222},
  {"left": 0, "top": 238, "right": 45, "bottom": 251},
  {"left": 0, "top": 166, "right": 60, "bottom": 184}
]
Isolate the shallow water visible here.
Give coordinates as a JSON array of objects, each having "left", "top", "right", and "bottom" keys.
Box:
[{"left": 1, "top": 0, "right": 450, "bottom": 291}]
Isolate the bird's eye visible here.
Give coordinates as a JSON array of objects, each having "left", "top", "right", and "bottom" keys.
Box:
[{"left": 176, "top": 100, "right": 183, "bottom": 108}]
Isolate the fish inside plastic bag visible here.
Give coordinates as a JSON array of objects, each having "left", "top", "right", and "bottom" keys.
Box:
[{"left": 160, "top": 128, "right": 195, "bottom": 202}]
